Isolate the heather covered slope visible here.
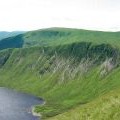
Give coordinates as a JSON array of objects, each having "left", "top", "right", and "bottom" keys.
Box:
[{"left": 0, "top": 28, "right": 120, "bottom": 120}]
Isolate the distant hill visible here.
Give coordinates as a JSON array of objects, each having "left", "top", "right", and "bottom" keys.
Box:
[{"left": 0, "top": 31, "right": 25, "bottom": 41}]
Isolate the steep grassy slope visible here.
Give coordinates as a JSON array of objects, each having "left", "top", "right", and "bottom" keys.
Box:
[
  {"left": 0, "top": 40, "right": 120, "bottom": 119},
  {"left": 1, "top": 28, "right": 120, "bottom": 50},
  {"left": 47, "top": 88, "right": 120, "bottom": 120}
]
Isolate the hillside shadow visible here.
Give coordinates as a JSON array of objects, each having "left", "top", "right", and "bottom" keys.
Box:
[{"left": 0, "top": 34, "right": 24, "bottom": 50}]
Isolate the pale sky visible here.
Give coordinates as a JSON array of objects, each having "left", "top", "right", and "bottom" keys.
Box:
[{"left": 0, "top": 0, "right": 120, "bottom": 31}]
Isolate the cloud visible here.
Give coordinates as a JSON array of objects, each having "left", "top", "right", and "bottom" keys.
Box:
[{"left": 0, "top": 0, "right": 120, "bottom": 31}]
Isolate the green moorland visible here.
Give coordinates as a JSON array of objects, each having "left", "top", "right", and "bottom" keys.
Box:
[{"left": 0, "top": 28, "right": 120, "bottom": 120}]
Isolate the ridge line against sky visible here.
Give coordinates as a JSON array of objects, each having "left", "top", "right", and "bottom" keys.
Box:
[{"left": 0, "top": 0, "right": 120, "bottom": 31}]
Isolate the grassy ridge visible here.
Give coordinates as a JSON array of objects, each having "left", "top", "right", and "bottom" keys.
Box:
[
  {"left": 0, "top": 39, "right": 120, "bottom": 119},
  {"left": 1, "top": 28, "right": 120, "bottom": 50}
]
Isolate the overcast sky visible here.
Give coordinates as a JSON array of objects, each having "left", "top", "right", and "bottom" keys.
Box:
[{"left": 0, "top": 0, "right": 120, "bottom": 31}]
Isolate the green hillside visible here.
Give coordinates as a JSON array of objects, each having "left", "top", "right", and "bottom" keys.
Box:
[
  {"left": 47, "top": 88, "right": 120, "bottom": 120},
  {"left": 0, "top": 28, "right": 120, "bottom": 120}
]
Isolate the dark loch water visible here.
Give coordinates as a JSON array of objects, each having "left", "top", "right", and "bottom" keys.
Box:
[{"left": 0, "top": 87, "right": 43, "bottom": 120}]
